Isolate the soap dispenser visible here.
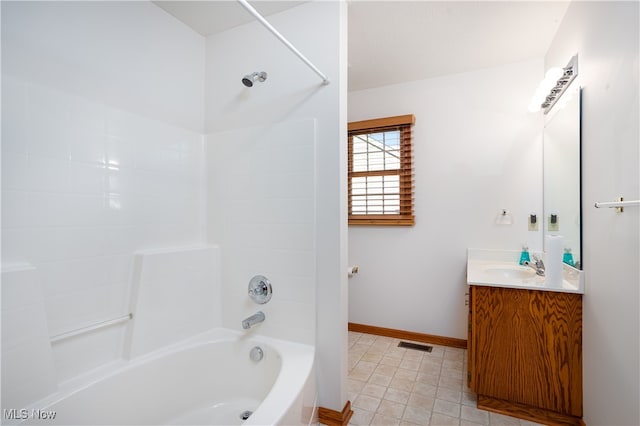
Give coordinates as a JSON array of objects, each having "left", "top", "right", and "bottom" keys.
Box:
[
  {"left": 519, "top": 245, "right": 531, "bottom": 265},
  {"left": 563, "top": 247, "right": 575, "bottom": 267}
]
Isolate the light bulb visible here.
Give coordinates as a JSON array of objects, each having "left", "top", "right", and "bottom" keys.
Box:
[{"left": 545, "top": 67, "right": 564, "bottom": 81}]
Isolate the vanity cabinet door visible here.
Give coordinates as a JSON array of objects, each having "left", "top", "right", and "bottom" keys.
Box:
[
  {"left": 467, "top": 286, "right": 475, "bottom": 390},
  {"left": 471, "top": 286, "right": 582, "bottom": 417}
]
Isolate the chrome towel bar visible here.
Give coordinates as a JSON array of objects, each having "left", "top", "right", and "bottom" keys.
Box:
[{"left": 594, "top": 198, "right": 639, "bottom": 213}]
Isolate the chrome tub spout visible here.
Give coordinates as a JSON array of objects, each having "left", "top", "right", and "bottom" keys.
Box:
[{"left": 242, "top": 311, "right": 265, "bottom": 329}]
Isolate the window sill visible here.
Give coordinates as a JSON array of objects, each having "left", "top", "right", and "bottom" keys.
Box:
[{"left": 348, "top": 218, "right": 415, "bottom": 226}]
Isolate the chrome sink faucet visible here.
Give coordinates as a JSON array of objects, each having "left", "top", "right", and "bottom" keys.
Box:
[
  {"left": 523, "top": 255, "right": 545, "bottom": 276},
  {"left": 242, "top": 311, "right": 265, "bottom": 329}
]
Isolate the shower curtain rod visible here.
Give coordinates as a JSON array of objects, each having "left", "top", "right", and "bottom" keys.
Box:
[{"left": 236, "top": 0, "right": 330, "bottom": 85}]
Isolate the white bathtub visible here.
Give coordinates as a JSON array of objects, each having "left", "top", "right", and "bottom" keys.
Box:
[{"left": 9, "top": 329, "right": 316, "bottom": 426}]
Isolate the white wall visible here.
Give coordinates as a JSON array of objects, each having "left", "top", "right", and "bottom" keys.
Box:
[
  {"left": 1, "top": 0, "right": 206, "bottom": 387},
  {"left": 125, "top": 246, "right": 221, "bottom": 359},
  {"left": 2, "top": 1, "right": 205, "bottom": 132},
  {"left": 204, "top": 1, "right": 348, "bottom": 411},
  {"left": 1, "top": 266, "right": 57, "bottom": 410},
  {"left": 348, "top": 58, "right": 544, "bottom": 339},
  {"left": 544, "top": 2, "right": 639, "bottom": 424},
  {"left": 206, "top": 119, "right": 317, "bottom": 345}
]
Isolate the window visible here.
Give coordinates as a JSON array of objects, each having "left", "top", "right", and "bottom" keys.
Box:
[{"left": 348, "top": 114, "right": 415, "bottom": 226}]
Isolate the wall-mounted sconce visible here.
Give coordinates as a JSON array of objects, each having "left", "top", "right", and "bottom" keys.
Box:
[{"left": 528, "top": 54, "right": 578, "bottom": 114}]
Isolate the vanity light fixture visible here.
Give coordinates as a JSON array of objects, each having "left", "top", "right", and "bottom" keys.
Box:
[{"left": 528, "top": 54, "right": 578, "bottom": 114}]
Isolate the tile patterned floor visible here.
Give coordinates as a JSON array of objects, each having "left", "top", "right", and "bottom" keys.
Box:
[{"left": 347, "top": 331, "right": 543, "bottom": 426}]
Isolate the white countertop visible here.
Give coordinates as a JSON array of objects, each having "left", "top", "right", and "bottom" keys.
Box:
[{"left": 467, "top": 248, "right": 584, "bottom": 294}]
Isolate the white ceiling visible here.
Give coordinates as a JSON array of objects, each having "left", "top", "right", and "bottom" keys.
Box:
[
  {"left": 153, "top": 0, "right": 570, "bottom": 91},
  {"left": 153, "top": 1, "right": 304, "bottom": 35}
]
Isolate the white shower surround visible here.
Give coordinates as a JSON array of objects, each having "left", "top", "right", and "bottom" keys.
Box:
[{"left": 2, "top": 0, "right": 347, "bottom": 417}]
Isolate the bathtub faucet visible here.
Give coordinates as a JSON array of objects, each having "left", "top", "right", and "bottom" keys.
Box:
[{"left": 242, "top": 311, "right": 265, "bottom": 329}]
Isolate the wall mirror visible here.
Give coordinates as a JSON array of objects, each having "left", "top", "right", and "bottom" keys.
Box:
[{"left": 543, "top": 83, "right": 582, "bottom": 268}]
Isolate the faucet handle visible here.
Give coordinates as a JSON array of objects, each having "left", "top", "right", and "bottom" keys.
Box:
[
  {"left": 248, "top": 275, "right": 273, "bottom": 304},
  {"left": 531, "top": 254, "right": 545, "bottom": 267}
]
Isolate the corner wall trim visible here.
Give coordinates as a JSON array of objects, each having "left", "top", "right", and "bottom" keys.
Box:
[
  {"left": 348, "top": 322, "right": 467, "bottom": 349},
  {"left": 318, "top": 400, "right": 353, "bottom": 426}
]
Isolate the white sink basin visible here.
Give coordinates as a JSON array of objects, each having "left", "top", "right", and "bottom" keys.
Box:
[
  {"left": 467, "top": 248, "right": 584, "bottom": 294},
  {"left": 483, "top": 265, "right": 537, "bottom": 280}
]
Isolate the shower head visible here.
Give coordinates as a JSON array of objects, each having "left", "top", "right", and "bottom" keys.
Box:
[{"left": 242, "top": 71, "right": 267, "bottom": 87}]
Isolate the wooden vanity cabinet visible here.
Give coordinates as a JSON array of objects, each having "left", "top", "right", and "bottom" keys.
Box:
[{"left": 467, "top": 285, "right": 583, "bottom": 425}]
